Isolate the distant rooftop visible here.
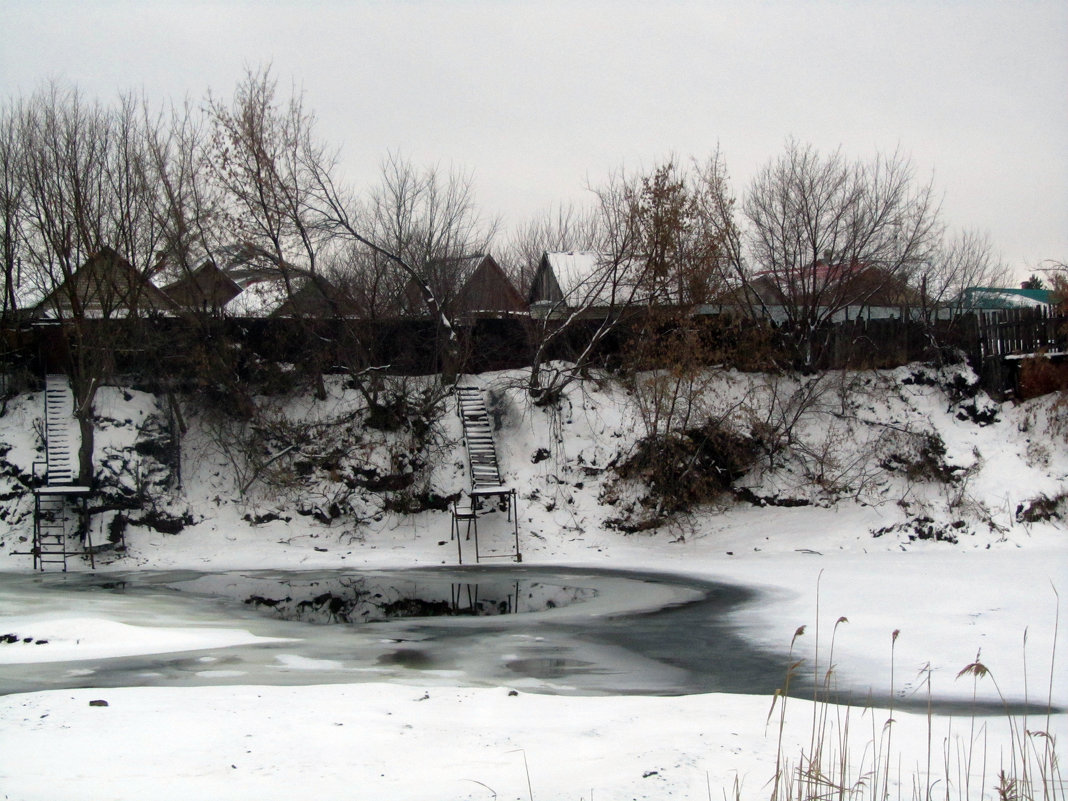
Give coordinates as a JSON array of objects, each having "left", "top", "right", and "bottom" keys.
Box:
[{"left": 959, "top": 287, "right": 1053, "bottom": 309}]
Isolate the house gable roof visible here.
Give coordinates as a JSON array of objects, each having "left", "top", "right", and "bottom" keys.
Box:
[
  {"left": 453, "top": 254, "right": 525, "bottom": 315},
  {"left": 400, "top": 254, "right": 525, "bottom": 318},
  {"left": 162, "top": 260, "right": 243, "bottom": 312},
  {"left": 33, "top": 247, "right": 179, "bottom": 320},
  {"left": 530, "top": 251, "right": 678, "bottom": 309},
  {"left": 746, "top": 262, "right": 921, "bottom": 309},
  {"left": 270, "top": 273, "right": 367, "bottom": 318}
]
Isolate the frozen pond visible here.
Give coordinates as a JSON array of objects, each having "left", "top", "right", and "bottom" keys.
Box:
[{"left": 0, "top": 566, "right": 787, "bottom": 697}]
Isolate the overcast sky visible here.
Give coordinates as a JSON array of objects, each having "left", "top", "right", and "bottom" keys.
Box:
[{"left": 3, "top": 1, "right": 1066, "bottom": 281}]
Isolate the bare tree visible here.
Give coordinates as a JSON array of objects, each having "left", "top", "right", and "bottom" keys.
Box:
[
  {"left": 0, "top": 99, "right": 25, "bottom": 331},
  {"left": 527, "top": 158, "right": 733, "bottom": 404},
  {"left": 305, "top": 147, "right": 497, "bottom": 383},
  {"left": 501, "top": 202, "right": 600, "bottom": 297},
  {"left": 308, "top": 157, "right": 462, "bottom": 368},
  {"left": 922, "top": 228, "right": 1008, "bottom": 315},
  {"left": 526, "top": 171, "right": 642, "bottom": 405},
  {"left": 0, "top": 99, "right": 29, "bottom": 409},
  {"left": 305, "top": 148, "right": 466, "bottom": 334},
  {"left": 140, "top": 98, "right": 261, "bottom": 419},
  {"left": 145, "top": 99, "right": 226, "bottom": 288},
  {"left": 742, "top": 140, "right": 941, "bottom": 365},
  {"left": 364, "top": 153, "right": 496, "bottom": 316},
  {"left": 206, "top": 68, "right": 336, "bottom": 285},
  {"left": 1040, "top": 259, "right": 1067, "bottom": 307},
  {"left": 325, "top": 155, "right": 497, "bottom": 416},
  {"left": 17, "top": 84, "right": 170, "bottom": 482},
  {"left": 207, "top": 68, "right": 385, "bottom": 403},
  {"left": 208, "top": 71, "right": 495, "bottom": 404}
]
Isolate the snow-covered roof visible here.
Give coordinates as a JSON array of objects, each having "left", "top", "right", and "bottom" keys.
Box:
[
  {"left": 537, "top": 251, "right": 663, "bottom": 308},
  {"left": 224, "top": 274, "right": 291, "bottom": 317},
  {"left": 959, "top": 287, "right": 1053, "bottom": 309},
  {"left": 543, "top": 251, "right": 604, "bottom": 299}
]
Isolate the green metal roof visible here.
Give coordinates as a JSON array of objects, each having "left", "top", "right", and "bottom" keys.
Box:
[{"left": 959, "top": 287, "right": 1053, "bottom": 309}]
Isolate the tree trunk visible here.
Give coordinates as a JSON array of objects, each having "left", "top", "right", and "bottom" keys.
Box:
[{"left": 77, "top": 408, "right": 94, "bottom": 487}]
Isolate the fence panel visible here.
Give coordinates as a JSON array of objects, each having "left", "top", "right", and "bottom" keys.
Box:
[{"left": 978, "top": 307, "right": 1067, "bottom": 358}]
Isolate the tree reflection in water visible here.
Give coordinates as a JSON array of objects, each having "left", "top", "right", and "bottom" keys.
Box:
[{"left": 227, "top": 573, "right": 595, "bottom": 624}]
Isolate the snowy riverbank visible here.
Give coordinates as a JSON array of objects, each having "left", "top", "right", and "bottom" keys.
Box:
[{"left": 1, "top": 365, "right": 1065, "bottom": 799}]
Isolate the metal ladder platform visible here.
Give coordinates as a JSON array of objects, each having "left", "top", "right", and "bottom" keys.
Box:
[
  {"left": 33, "top": 485, "right": 92, "bottom": 571},
  {"left": 31, "top": 375, "right": 93, "bottom": 571}
]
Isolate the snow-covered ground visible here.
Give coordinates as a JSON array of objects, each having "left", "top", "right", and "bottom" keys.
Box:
[{"left": 1, "top": 365, "right": 1065, "bottom": 800}]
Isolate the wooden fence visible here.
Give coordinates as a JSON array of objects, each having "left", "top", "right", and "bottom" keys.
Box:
[
  {"left": 5, "top": 305, "right": 1065, "bottom": 395},
  {"left": 976, "top": 306, "right": 1068, "bottom": 358}
]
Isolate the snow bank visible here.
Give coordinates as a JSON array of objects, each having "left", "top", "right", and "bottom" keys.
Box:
[
  {"left": 0, "top": 364, "right": 1065, "bottom": 799},
  {"left": 3, "top": 683, "right": 1063, "bottom": 801}
]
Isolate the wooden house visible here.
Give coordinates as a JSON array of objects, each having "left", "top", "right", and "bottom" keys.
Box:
[
  {"left": 741, "top": 262, "right": 923, "bottom": 323},
  {"left": 270, "top": 272, "right": 368, "bottom": 319},
  {"left": 400, "top": 254, "right": 526, "bottom": 320},
  {"left": 158, "top": 243, "right": 378, "bottom": 319},
  {"left": 528, "top": 251, "right": 679, "bottom": 320},
  {"left": 161, "top": 260, "right": 243, "bottom": 315},
  {"left": 33, "top": 247, "right": 179, "bottom": 321}
]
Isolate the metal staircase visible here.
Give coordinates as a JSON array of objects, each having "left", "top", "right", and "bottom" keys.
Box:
[
  {"left": 455, "top": 386, "right": 519, "bottom": 562},
  {"left": 32, "top": 374, "right": 93, "bottom": 571},
  {"left": 32, "top": 491, "right": 83, "bottom": 570}
]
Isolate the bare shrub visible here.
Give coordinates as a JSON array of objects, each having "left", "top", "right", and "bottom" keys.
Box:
[
  {"left": 735, "top": 368, "right": 996, "bottom": 508},
  {"left": 608, "top": 306, "right": 762, "bottom": 522},
  {"left": 193, "top": 383, "right": 450, "bottom": 525},
  {"left": 357, "top": 374, "right": 447, "bottom": 436},
  {"left": 1015, "top": 491, "right": 1068, "bottom": 523},
  {"left": 624, "top": 317, "right": 728, "bottom": 436},
  {"left": 792, "top": 416, "right": 891, "bottom": 497},
  {"left": 612, "top": 419, "right": 758, "bottom": 520},
  {"left": 1018, "top": 354, "right": 1068, "bottom": 401},
  {"left": 744, "top": 372, "right": 834, "bottom": 471},
  {"left": 879, "top": 430, "right": 956, "bottom": 483}
]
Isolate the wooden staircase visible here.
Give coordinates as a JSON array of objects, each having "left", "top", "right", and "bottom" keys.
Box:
[
  {"left": 44, "top": 374, "right": 78, "bottom": 483},
  {"left": 454, "top": 385, "right": 519, "bottom": 562},
  {"left": 456, "top": 386, "right": 505, "bottom": 495},
  {"left": 32, "top": 374, "right": 93, "bottom": 571}
]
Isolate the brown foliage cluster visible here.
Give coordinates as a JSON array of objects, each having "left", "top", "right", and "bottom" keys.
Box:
[
  {"left": 613, "top": 421, "right": 758, "bottom": 515},
  {"left": 1017, "top": 355, "right": 1068, "bottom": 400}
]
